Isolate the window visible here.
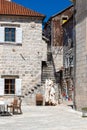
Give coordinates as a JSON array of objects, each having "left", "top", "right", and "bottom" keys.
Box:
[
  {"left": 0, "top": 78, "right": 21, "bottom": 95},
  {"left": 0, "top": 26, "right": 22, "bottom": 43},
  {"left": 62, "top": 16, "right": 68, "bottom": 24},
  {"left": 5, "top": 79, "right": 15, "bottom": 94},
  {"left": 5, "top": 28, "right": 15, "bottom": 42}
]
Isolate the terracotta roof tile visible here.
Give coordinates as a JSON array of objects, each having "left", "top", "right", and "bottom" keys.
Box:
[{"left": 0, "top": 0, "right": 45, "bottom": 18}]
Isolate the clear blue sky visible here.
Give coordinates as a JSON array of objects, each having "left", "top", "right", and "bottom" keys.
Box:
[{"left": 13, "top": 0, "right": 73, "bottom": 21}]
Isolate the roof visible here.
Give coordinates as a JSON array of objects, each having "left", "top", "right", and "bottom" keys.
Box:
[
  {"left": 0, "top": 0, "right": 45, "bottom": 18},
  {"left": 44, "top": 5, "right": 73, "bottom": 28},
  {"left": 51, "top": 5, "right": 73, "bottom": 18}
]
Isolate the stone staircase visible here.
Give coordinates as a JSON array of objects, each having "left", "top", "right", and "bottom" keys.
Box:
[
  {"left": 22, "top": 83, "right": 45, "bottom": 106},
  {"left": 22, "top": 51, "right": 57, "bottom": 106},
  {"left": 22, "top": 59, "right": 56, "bottom": 105},
  {"left": 42, "top": 61, "right": 56, "bottom": 84}
]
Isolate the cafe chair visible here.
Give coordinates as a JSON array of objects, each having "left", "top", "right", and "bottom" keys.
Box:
[{"left": 7, "top": 97, "right": 22, "bottom": 114}]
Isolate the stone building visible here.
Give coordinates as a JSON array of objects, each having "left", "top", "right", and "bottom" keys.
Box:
[
  {"left": 43, "top": 5, "right": 73, "bottom": 100},
  {"left": 74, "top": 0, "right": 87, "bottom": 110},
  {"left": 62, "top": 16, "right": 74, "bottom": 101},
  {"left": 0, "top": 0, "right": 47, "bottom": 105}
]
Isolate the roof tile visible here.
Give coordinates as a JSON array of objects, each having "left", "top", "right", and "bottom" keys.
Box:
[{"left": 0, "top": 0, "right": 45, "bottom": 18}]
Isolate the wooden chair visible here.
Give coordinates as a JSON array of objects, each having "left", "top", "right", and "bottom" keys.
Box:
[
  {"left": 7, "top": 98, "right": 18, "bottom": 113},
  {"left": 7, "top": 98, "right": 22, "bottom": 114},
  {"left": 36, "top": 94, "right": 43, "bottom": 106},
  {"left": 13, "top": 98, "right": 22, "bottom": 114}
]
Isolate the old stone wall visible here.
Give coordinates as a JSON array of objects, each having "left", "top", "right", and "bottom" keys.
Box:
[
  {"left": 0, "top": 16, "right": 47, "bottom": 98},
  {"left": 52, "top": 46, "right": 63, "bottom": 72},
  {"left": 75, "top": 0, "right": 87, "bottom": 110}
]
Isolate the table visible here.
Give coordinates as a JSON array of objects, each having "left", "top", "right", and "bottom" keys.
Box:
[
  {"left": 0, "top": 100, "right": 11, "bottom": 116},
  {"left": 0, "top": 101, "right": 5, "bottom": 112}
]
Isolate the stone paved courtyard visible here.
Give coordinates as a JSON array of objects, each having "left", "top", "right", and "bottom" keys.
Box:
[{"left": 0, "top": 105, "right": 87, "bottom": 130}]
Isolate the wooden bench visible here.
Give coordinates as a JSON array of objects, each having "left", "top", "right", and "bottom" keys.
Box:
[{"left": 82, "top": 107, "right": 87, "bottom": 117}]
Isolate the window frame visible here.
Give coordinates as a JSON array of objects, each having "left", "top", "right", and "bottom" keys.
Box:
[
  {"left": 5, "top": 27, "right": 16, "bottom": 42},
  {"left": 61, "top": 15, "right": 68, "bottom": 24},
  {"left": 0, "top": 76, "right": 21, "bottom": 96},
  {"left": 4, "top": 78, "right": 15, "bottom": 94},
  {"left": 0, "top": 24, "right": 22, "bottom": 44}
]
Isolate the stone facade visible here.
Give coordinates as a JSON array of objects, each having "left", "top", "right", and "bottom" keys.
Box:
[
  {"left": 43, "top": 6, "right": 74, "bottom": 103},
  {"left": 43, "top": 5, "right": 73, "bottom": 74},
  {"left": 75, "top": 0, "right": 87, "bottom": 110},
  {"left": 0, "top": 16, "right": 47, "bottom": 104}
]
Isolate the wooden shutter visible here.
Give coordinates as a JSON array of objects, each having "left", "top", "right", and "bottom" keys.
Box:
[
  {"left": 15, "top": 79, "right": 22, "bottom": 95},
  {"left": 0, "top": 78, "right": 4, "bottom": 95},
  {"left": 0, "top": 27, "right": 4, "bottom": 43},
  {"left": 16, "top": 28, "right": 22, "bottom": 44}
]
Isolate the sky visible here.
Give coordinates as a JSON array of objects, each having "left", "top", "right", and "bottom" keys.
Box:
[{"left": 13, "top": 0, "right": 73, "bottom": 22}]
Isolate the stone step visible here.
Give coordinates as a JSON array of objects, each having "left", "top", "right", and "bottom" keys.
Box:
[
  {"left": 42, "top": 75, "right": 55, "bottom": 77},
  {"left": 42, "top": 74, "right": 55, "bottom": 76},
  {"left": 42, "top": 69, "right": 54, "bottom": 71},
  {"left": 43, "top": 66, "right": 54, "bottom": 68},
  {"left": 42, "top": 77, "right": 55, "bottom": 80},
  {"left": 42, "top": 68, "right": 54, "bottom": 71},
  {"left": 42, "top": 77, "right": 55, "bottom": 81},
  {"left": 43, "top": 67, "right": 54, "bottom": 70},
  {"left": 42, "top": 76, "right": 55, "bottom": 78},
  {"left": 41, "top": 60, "right": 56, "bottom": 86},
  {"left": 43, "top": 71, "right": 54, "bottom": 73}
]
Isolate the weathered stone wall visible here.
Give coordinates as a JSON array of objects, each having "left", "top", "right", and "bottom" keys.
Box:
[
  {"left": 51, "top": 6, "right": 73, "bottom": 46},
  {"left": 75, "top": 0, "right": 87, "bottom": 110},
  {"left": 0, "top": 16, "right": 47, "bottom": 98},
  {"left": 51, "top": 6, "right": 73, "bottom": 73},
  {"left": 61, "top": 16, "right": 74, "bottom": 101},
  {"left": 52, "top": 46, "right": 63, "bottom": 72}
]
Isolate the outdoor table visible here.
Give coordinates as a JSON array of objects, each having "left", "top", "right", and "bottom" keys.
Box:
[
  {"left": 0, "top": 100, "right": 10, "bottom": 116},
  {"left": 0, "top": 101, "right": 5, "bottom": 113}
]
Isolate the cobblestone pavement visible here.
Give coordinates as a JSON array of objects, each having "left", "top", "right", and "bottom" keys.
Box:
[{"left": 0, "top": 104, "right": 87, "bottom": 130}]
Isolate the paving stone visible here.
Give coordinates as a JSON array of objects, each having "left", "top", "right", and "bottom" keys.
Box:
[{"left": 0, "top": 105, "right": 87, "bottom": 130}]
